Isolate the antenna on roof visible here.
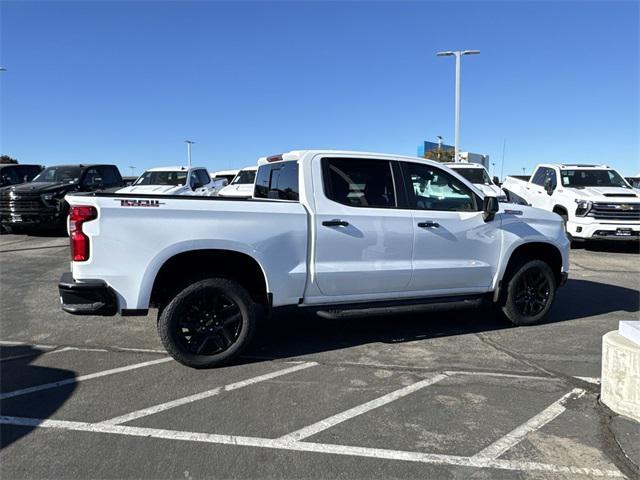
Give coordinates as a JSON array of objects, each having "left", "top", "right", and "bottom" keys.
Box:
[{"left": 184, "top": 140, "right": 195, "bottom": 168}]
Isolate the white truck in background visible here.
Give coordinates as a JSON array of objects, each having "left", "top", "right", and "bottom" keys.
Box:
[
  {"left": 117, "top": 166, "right": 224, "bottom": 196},
  {"left": 446, "top": 162, "right": 507, "bottom": 202},
  {"left": 502, "top": 164, "right": 640, "bottom": 241},
  {"left": 59, "top": 150, "right": 569, "bottom": 368},
  {"left": 217, "top": 166, "right": 258, "bottom": 198}
]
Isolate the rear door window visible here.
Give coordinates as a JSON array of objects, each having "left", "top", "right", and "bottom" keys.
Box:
[
  {"left": 254, "top": 161, "right": 299, "bottom": 201},
  {"left": 322, "top": 158, "right": 396, "bottom": 208},
  {"left": 97, "top": 166, "right": 122, "bottom": 187}
]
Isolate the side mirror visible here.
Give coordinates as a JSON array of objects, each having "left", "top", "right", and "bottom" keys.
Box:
[
  {"left": 483, "top": 195, "right": 499, "bottom": 222},
  {"left": 544, "top": 178, "right": 554, "bottom": 195},
  {"left": 492, "top": 176, "right": 500, "bottom": 186},
  {"left": 191, "top": 181, "right": 203, "bottom": 191}
]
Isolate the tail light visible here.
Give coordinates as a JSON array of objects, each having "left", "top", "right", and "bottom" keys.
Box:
[{"left": 69, "top": 205, "right": 97, "bottom": 262}]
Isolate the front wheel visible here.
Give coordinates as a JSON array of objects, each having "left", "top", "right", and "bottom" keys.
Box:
[
  {"left": 500, "top": 259, "right": 556, "bottom": 326},
  {"left": 158, "top": 277, "right": 257, "bottom": 368}
]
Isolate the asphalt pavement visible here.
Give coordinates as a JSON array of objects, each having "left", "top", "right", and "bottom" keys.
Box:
[{"left": 0, "top": 233, "right": 638, "bottom": 479}]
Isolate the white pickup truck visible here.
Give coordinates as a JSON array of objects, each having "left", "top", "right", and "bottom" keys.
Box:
[
  {"left": 502, "top": 164, "right": 640, "bottom": 241},
  {"left": 59, "top": 150, "right": 569, "bottom": 368},
  {"left": 117, "top": 166, "right": 224, "bottom": 196}
]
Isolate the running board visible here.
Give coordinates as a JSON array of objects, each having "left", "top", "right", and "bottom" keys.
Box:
[{"left": 316, "top": 295, "right": 485, "bottom": 320}]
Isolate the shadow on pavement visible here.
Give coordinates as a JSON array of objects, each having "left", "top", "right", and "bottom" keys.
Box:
[
  {"left": 572, "top": 241, "right": 640, "bottom": 254},
  {"left": 0, "top": 345, "right": 76, "bottom": 449},
  {"left": 546, "top": 279, "right": 639, "bottom": 323},
  {"left": 247, "top": 279, "right": 638, "bottom": 361}
]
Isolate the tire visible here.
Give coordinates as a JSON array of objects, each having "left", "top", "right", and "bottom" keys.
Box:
[
  {"left": 157, "top": 277, "right": 257, "bottom": 368},
  {"left": 500, "top": 259, "right": 556, "bottom": 326}
]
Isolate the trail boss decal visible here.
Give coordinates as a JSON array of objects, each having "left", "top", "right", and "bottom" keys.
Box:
[{"left": 117, "top": 199, "right": 164, "bottom": 207}]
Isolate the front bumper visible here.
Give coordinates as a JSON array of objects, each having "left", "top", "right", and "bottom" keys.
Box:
[
  {"left": 567, "top": 220, "right": 640, "bottom": 241},
  {"left": 58, "top": 272, "right": 117, "bottom": 316},
  {"left": 0, "top": 211, "right": 65, "bottom": 227}
]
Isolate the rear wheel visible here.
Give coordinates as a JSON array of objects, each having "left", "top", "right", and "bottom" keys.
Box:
[
  {"left": 157, "top": 277, "right": 257, "bottom": 368},
  {"left": 500, "top": 259, "right": 556, "bottom": 326}
]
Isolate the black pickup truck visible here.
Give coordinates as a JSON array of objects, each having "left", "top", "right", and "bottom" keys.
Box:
[{"left": 0, "top": 164, "right": 124, "bottom": 232}]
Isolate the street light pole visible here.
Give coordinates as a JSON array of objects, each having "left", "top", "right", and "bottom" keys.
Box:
[
  {"left": 184, "top": 140, "right": 195, "bottom": 168},
  {"left": 436, "top": 50, "right": 480, "bottom": 162}
]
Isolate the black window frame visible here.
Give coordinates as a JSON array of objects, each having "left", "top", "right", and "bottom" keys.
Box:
[
  {"left": 399, "top": 161, "right": 481, "bottom": 212},
  {"left": 321, "top": 157, "right": 403, "bottom": 210}
]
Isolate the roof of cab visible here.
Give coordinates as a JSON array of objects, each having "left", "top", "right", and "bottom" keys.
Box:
[
  {"left": 145, "top": 166, "right": 207, "bottom": 172},
  {"left": 262, "top": 150, "right": 443, "bottom": 165}
]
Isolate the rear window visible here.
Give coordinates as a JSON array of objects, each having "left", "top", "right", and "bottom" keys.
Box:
[{"left": 254, "top": 161, "right": 299, "bottom": 201}]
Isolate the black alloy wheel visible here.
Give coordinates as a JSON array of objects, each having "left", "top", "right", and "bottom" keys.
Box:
[
  {"left": 513, "top": 267, "right": 551, "bottom": 317},
  {"left": 500, "top": 259, "right": 556, "bottom": 326},
  {"left": 158, "top": 277, "right": 257, "bottom": 368},
  {"left": 177, "top": 290, "right": 243, "bottom": 355}
]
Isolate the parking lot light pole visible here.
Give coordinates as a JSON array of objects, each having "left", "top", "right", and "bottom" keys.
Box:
[
  {"left": 436, "top": 50, "right": 480, "bottom": 162},
  {"left": 184, "top": 140, "right": 195, "bottom": 168}
]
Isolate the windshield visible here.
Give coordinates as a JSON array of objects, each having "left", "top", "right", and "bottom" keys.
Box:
[
  {"left": 231, "top": 170, "right": 256, "bottom": 185},
  {"left": 560, "top": 169, "right": 630, "bottom": 188},
  {"left": 32, "top": 166, "right": 82, "bottom": 184},
  {"left": 452, "top": 167, "right": 492, "bottom": 185},
  {"left": 133, "top": 171, "right": 187, "bottom": 186}
]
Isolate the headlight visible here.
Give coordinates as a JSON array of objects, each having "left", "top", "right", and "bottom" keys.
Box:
[
  {"left": 574, "top": 199, "right": 592, "bottom": 217},
  {"left": 41, "top": 191, "right": 66, "bottom": 204}
]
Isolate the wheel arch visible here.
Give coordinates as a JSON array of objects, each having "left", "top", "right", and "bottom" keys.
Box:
[
  {"left": 552, "top": 205, "right": 568, "bottom": 217},
  {"left": 494, "top": 241, "right": 564, "bottom": 302},
  {"left": 143, "top": 244, "right": 270, "bottom": 310}
]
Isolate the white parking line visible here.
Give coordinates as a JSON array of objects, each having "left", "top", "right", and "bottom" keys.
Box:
[
  {"left": 278, "top": 373, "right": 448, "bottom": 442},
  {"left": 0, "top": 415, "right": 622, "bottom": 477},
  {"left": 472, "top": 388, "right": 586, "bottom": 460},
  {"left": 574, "top": 376, "right": 601, "bottom": 385},
  {"left": 99, "top": 361, "right": 318, "bottom": 425},
  {"left": 0, "top": 357, "right": 173, "bottom": 400}
]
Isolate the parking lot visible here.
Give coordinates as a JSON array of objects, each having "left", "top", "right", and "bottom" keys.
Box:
[{"left": 1, "top": 234, "right": 638, "bottom": 479}]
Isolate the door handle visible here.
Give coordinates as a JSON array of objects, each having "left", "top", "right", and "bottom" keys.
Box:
[
  {"left": 322, "top": 219, "right": 349, "bottom": 227},
  {"left": 417, "top": 221, "right": 440, "bottom": 228}
]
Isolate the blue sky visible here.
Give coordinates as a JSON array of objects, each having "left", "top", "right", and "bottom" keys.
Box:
[{"left": 1, "top": 1, "right": 638, "bottom": 177}]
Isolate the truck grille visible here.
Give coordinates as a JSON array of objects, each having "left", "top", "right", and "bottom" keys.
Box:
[
  {"left": 0, "top": 191, "right": 47, "bottom": 215},
  {"left": 588, "top": 202, "right": 640, "bottom": 221}
]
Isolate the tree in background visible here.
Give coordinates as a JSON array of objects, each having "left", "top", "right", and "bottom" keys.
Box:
[
  {"left": 0, "top": 155, "right": 18, "bottom": 164},
  {"left": 423, "top": 148, "right": 455, "bottom": 163}
]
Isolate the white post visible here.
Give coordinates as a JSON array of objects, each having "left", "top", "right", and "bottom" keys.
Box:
[
  {"left": 436, "top": 50, "right": 479, "bottom": 164},
  {"left": 454, "top": 51, "right": 461, "bottom": 163},
  {"left": 184, "top": 140, "right": 194, "bottom": 168}
]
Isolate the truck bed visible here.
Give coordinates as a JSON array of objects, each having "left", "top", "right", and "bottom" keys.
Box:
[{"left": 65, "top": 191, "right": 309, "bottom": 309}]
